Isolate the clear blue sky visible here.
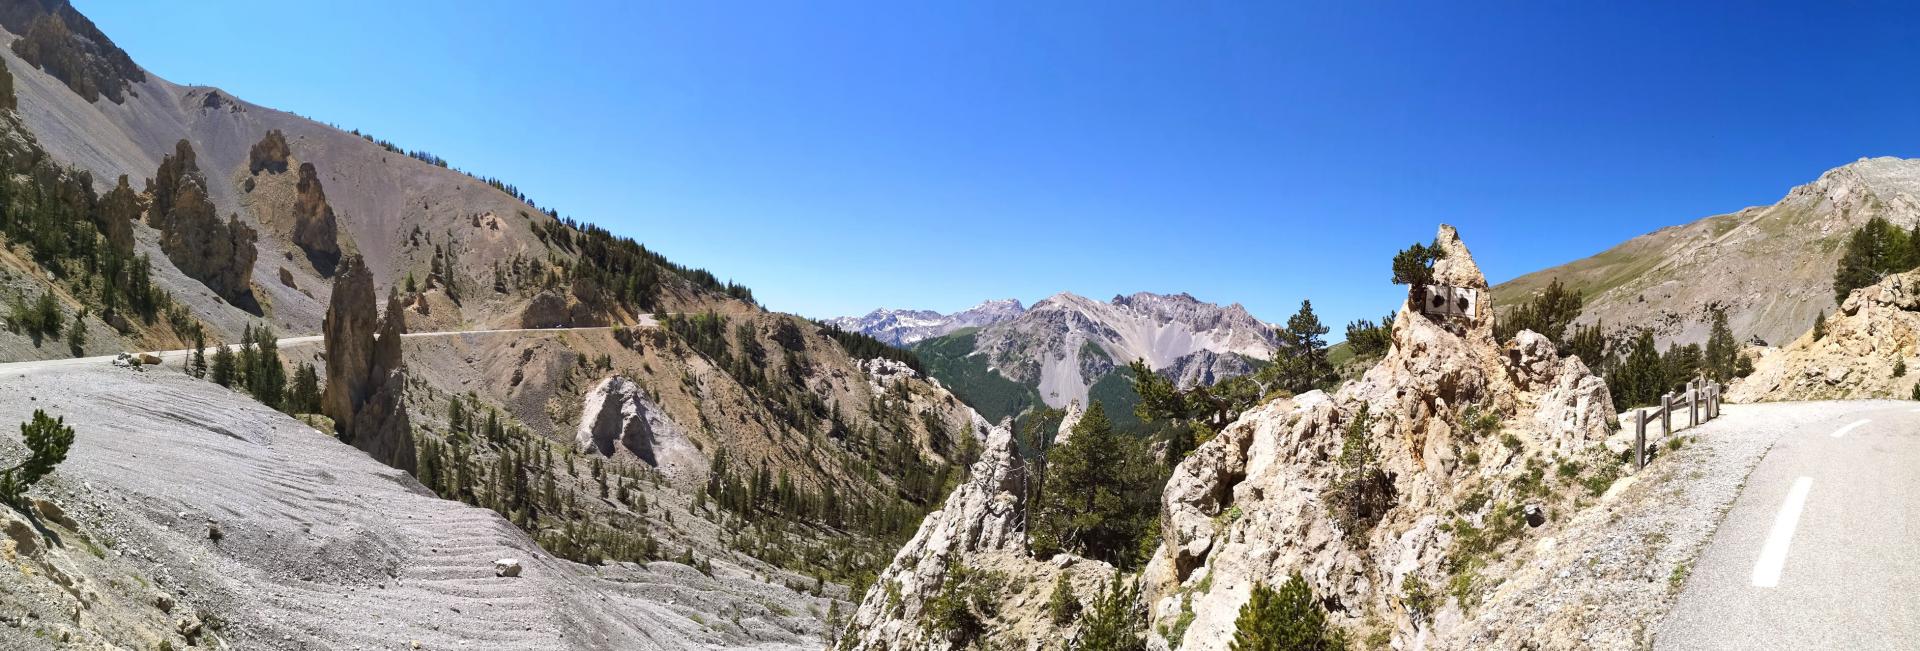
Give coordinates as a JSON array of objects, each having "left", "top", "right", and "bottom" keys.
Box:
[{"left": 75, "top": 1, "right": 1920, "bottom": 329}]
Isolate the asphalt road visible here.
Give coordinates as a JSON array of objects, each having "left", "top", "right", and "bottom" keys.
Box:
[
  {"left": 0, "top": 318, "right": 652, "bottom": 375},
  {"left": 1657, "top": 401, "right": 1920, "bottom": 650}
]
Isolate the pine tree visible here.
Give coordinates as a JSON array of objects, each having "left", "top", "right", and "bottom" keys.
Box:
[
  {"left": 1078, "top": 573, "right": 1144, "bottom": 651},
  {"left": 0, "top": 410, "right": 74, "bottom": 508},
  {"left": 288, "top": 363, "right": 321, "bottom": 414},
  {"left": 1703, "top": 307, "right": 1741, "bottom": 382},
  {"left": 1228, "top": 574, "right": 1348, "bottom": 651},
  {"left": 1048, "top": 573, "right": 1081, "bottom": 625},
  {"left": 210, "top": 343, "right": 236, "bottom": 387},
  {"left": 190, "top": 329, "right": 208, "bottom": 378},
  {"left": 66, "top": 310, "right": 86, "bottom": 357},
  {"left": 1266, "top": 300, "right": 1334, "bottom": 395},
  {"left": 1028, "top": 401, "right": 1161, "bottom": 568},
  {"left": 1812, "top": 312, "right": 1828, "bottom": 341}
]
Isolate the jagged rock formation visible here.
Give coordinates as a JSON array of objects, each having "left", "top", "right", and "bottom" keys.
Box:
[
  {"left": 248, "top": 128, "right": 289, "bottom": 174},
  {"left": 321, "top": 254, "right": 415, "bottom": 472},
  {"left": 830, "top": 299, "right": 1028, "bottom": 346},
  {"left": 149, "top": 139, "right": 257, "bottom": 305},
  {"left": 1140, "top": 225, "right": 1618, "bottom": 650},
  {"left": 1498, "top": 156, "right": 1920, "bottom": 348},
  {"left": 95, "top": 173, "right": 138, "bottom": 253},
  {"left": 845, "top": 422, "right": 1116, "bottom": 650},
  {"left": 574, "top": 375, "right": 703, "bottom": 478},
  {"left": 290, "top": 162, "right": 341, "bottom": 274},
  {"left": 1729, "top": 269, "right": 1920, "bottom": 402},
  {"left": 0, "top": 0, "right": 145, "bottom": 104}
]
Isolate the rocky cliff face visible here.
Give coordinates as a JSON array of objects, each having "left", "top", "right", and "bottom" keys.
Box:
[
  {"left": 149, "top": 138, "right": 257, "bottom": 306},
  {"left": 1497, "top": 156, "right": 1920, "bottom": 348},
  {"left": 829, "top": 299, "right": 1028, "bottom": 346},
  {"left": 1729, "top": 269, "right": 1920, "bottom": 402},
  {"left": 321, "top": 254, "right": 415, "bottom": 472},
  {"left": 1141, "top": 225, "right": 1619, "bottom": 649}
]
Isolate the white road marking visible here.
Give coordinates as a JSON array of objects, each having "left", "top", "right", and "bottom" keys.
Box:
[
  {"left": 1751, "top": 476, "right": 1814, "bottom": 588},
  {"left": 1831, "top": 419, "right": 1871, "bottom": 438}
]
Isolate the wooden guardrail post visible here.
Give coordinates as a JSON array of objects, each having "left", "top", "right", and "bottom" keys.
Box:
[
  {"left": 1635, "top": 408, "right": 1648, "bottom": 470},
  {"left": 1688, "top": 380, "right": 1699, "bottom": 428},
  {"left": 1662, "top": 392, "right": 1673, "bottom": 438}
]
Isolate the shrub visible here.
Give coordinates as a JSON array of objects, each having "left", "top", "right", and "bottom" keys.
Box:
[
  {"left": 0, "top": 410, "right": 74, "bottom": 508},
  {"left": 1812, "top": 313, "right": 1827, "bottom": 341},
  {"left": 1229, "top": 574, "right": 1348, "bottom": 651},
  {"left": 1897, "top": 359, "right": 1908, "bottom": 378}
]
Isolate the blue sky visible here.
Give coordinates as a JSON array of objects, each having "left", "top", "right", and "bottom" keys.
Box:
[{"left": 75, "top": 1, "right": 1920, "bottom": 329}]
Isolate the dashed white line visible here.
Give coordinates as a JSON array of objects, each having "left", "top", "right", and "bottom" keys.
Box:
[
  {"left": 1751, "top": 476, "right": 1814, "bottom": 588},
  {"left": 1831, "top": 419, "right": 1870, "bottom": 438}
]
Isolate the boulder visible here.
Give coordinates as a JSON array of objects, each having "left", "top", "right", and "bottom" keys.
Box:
[{"left": 494, "top": 559, "right": 522, "bottom": 578}]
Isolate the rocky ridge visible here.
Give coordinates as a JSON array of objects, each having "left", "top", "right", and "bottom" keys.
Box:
[{"left": 1496, "top": 156, "right": 1920, "bottom": 348}]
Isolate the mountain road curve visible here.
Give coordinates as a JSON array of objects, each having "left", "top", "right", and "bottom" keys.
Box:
[
  {"left": 0, "top": 314, "right": 661, "bottom": 376},
  {"left": 1657, "top": 400, "right": 1920, "bottom": 650}
]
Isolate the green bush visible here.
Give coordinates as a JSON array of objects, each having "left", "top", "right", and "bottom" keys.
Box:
[{"left": 1229, "top": 573, "right": 1348, "bottom": 651}]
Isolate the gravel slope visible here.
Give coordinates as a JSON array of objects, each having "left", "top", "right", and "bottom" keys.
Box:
[{"left": 0, "top": 361, "right": 822, "bottom": 650}]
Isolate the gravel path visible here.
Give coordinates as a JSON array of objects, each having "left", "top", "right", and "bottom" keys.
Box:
[{"left": 0, "top": 363, "right": 820, "bottom": 650}]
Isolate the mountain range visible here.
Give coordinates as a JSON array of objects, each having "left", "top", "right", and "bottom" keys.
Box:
[
  {"left": 825, "top": 298, "right": 1027, "bottom": 346},
  {"left": 837, "top": 291, "right": 1276, "bottom": 428}
]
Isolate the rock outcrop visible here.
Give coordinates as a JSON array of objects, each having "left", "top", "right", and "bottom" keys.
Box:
[
  {"left": 844, "top": 423, "right": 1115, "bottom": 650},
  {"left": 1729, "top": 269, "right": 1920, "bottom": 402},
  {"left": 574, "top": 375, "right": 703, "bottom": 478},
  {"left": 248, "top": 129, "right": 290, "bottom": 174},
  {"left": 149, "top": 139, "right": 257, "bottom": 306},
  {"left": 95, "top": 173, "right": 138, "bottom": 254},
  {"left": 321, "top": 255, "right": 415, "bottom": 472},
  {"left": 290, "top": 162, "right": 341, "bottom": 274},
  {"left": 1140, "top": 225, "right": 1619, "bottom": 650}
]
